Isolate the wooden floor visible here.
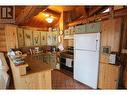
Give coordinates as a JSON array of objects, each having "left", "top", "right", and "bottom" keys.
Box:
[{"left": 52, "top": 70, "right": 91, "bottom": 89}]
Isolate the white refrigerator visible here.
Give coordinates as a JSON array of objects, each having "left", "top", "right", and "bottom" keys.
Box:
[{"left": 74, "top": 33, "right": 100, "bottom": 89}]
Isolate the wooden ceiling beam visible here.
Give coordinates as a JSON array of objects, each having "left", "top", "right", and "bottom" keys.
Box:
[
  {"left": 83, "top": 6, "right": 88, "bottom": 17},
  {"left": 43, "top": 8, "right": 61, "bottom": 17},
  {"left": 16, "top": 6, "right": 47, "bottom": 25},
  {"left": 88, "top": 6, "right": 104, "bottom": 16},
  {"left": 68, "top": 8, "right": 127, "bottom": 27}
]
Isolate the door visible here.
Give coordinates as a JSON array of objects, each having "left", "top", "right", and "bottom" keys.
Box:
[
  {"left": 47, "top": 32, "right": 52, "bottom": 45},
  {"left": 74, "top": 33, "right": 100, "bottom": 51},
  {"left": 33, "top": 31, "right": 41, "bottom": 46},
  {"left": 74, "top": 50, "right": 100, "bottom": 89},
  {"left": 86, "top": 22, "right": 101, "bottom": 33},
  {"left": 98, "top": 63, "right": 120, "bottom": 89},
  {"left": 41, "top": 31, "right": 47, "bottom": 45},
  {"left": 24, "top": 29, "right": 33, "bottom": 47},
  {"left": 52, "top": 32, "right": 58, "bottom": 46},
  {"left": 17, "top": 28, "right": 24, "bottom": 47},
  {"left": 5, "top": 25, "right": 18, "bottom": 50}
]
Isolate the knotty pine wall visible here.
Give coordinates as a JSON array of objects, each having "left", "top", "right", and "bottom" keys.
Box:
[{"left": 0, "top": 24, "right": 7, "bottom": 52}]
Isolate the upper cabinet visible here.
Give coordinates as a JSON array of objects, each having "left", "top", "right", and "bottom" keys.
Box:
[
  {"left": 47, "top": 31, "right": 58, "bottom": 46},
  {"left": 75, "top": 22, "right": 101, "bottom": 34},
  {"left": 17, "top": 28, "right": 25, "bottom": 47},
  {"left": 47, "top": 32, "right": 53, "bottom": 46},
  {"left": 5, "top": 24, "right": 18, "bottom": 51},
  {"left": 41, "top": 31, "right": 47, "bottom": 45},
  {"left": 0, "top": 27, "right": 6, "bottom": 52},
  {"left": 75, "top": 24, "right": 86, "bottom": 34},
  {"left": 86, "top": 22, "right": 101, "bottom": 33},
  {"left": 64, "top": 22, "right": 101, "bottom": 39},
  {"left": 33, "top": 31, "right": 41, "bottom": 46},
  {"left": 101, "top": 18, "right": 122, "bottom": 52},
  {"left": 52, "top": 31, "right": 58, "bottom": 46},
  {"left": 64, "top": 27, "right": 75, "bottom": 39},
  {"left": 24, "top": 29, "right": 33, "bottom": 47}
]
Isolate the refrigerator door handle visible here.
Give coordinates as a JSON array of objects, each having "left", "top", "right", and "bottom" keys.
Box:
[{"left": 96, "top": 39, "right": 98, "bottom": 51}]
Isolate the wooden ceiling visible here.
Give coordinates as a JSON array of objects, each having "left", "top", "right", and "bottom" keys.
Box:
[{"left": 14, "top": 6, "right": 124, "bottom": 29}]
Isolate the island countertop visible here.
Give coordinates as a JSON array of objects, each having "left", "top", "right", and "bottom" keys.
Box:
[
  {"left": 24, "top": 55, "right": 52, "bottom": 75},
  {"left": 8, "top": 54, "right": 52, "bottom": 89}
]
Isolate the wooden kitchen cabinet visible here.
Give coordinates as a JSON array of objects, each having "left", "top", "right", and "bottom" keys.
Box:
[
  {"left": 47, "top": 32, "right": 53, "bottom": 45},
  {"left": 101, "top": 18, "right": 121, "bottom": 52},
  {"left": 41, "top": 31, "right": 47, "bottom": 45},
  {"left": 33, "top": 31, "right": 41, "bottom": 46},
  {"left": 0, "top": 29, "right": 6, "bottom": 51},
  {"left": 75, "top": 24, "right": 86, "bottom": 34},
  {"left": 5, "top": 24, "right": 18, "bottom": 51},
  {"left": 17, "top": 28, "right": 25, "bottom": 47},
  {"left": 86, "top": 22, "right": 101, "bottom": 33},
  {"left": 49, "top": 54, "right": 57, "bottom": 69},
  {"left": 24, "top": 29, "right": 33, "bottom": 47},
  {"left": 52, "top": 32, "right": 58, "bottom": 46},
  {"left": 98, "top": 63, "right": 121, "bottom": 89}
]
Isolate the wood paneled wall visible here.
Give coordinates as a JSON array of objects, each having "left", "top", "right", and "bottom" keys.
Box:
[
  {"left": 120, "top": 15, "right": 127, "bottom": 88},
  {"left": 0, "top": 25, "right": 7, "bottom": 52},
  {"left": 101, "top": 18, "right": 122, "bottom": 52}
]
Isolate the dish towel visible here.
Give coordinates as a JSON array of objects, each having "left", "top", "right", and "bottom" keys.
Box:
[{"left": 66, "top": 58, "right": 72, "bottom": 68}]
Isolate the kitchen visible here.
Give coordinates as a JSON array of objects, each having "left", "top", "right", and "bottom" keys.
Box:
[{"left": 0, "top": 5, "right": 127, "bottom": 89}]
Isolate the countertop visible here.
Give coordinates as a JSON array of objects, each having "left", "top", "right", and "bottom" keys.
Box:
[
  {"left": 9, "top": 54, "right": 53, "bottom": 76},
  {"left": 24, "top": 55, "right": 52, "bottom": 75}
]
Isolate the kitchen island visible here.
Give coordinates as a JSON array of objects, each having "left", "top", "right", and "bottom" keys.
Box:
[{"left": 8, "top": 55, "right": 52, "bottom": 89}]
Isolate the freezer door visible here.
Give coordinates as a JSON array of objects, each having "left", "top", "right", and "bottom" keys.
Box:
[
  {"left": 74, "top": 33, "right": 100, "bottom": 51},
  {"left": 74, "top": 50, "right": 99, "bottom": 89}
]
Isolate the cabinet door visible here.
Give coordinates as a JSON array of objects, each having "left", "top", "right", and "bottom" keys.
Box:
[
  {"left": 5, "top": 24, "right": 18, "bottom": 50},
  {"left": 17, "top": 28, "right": 24, "bottom": 47},
  {"left": 49, "top": 55, "right": 56, "bottom": 69},
  {"left": 99, "top": 63, "right": 120, "bottom": 89},
  {"left": 75, "top": 24, "right": 86, "bottom": 34},
  {"left": 86, "top": 22, "right": 101, "bottom": 33},
  {"left": 52, "top": 32, "right": 58, "bottom": 46},
  {"left": 24, "top": 29, "right": 33, "bottom": 47},
  {"left": 47, "top": 32, "right": 52, "bottom": 45},
  {"left": 41, "top": 32, "right": 47, "bottom": 45},
  {"left": 33, "top": 31, "right": 41, "bottom": 46},
  {"left": 101, "top": 18, "right": 121, "bottom": 52},
  {"left": 43, "top": 54, "right": 50, "bottom": 64},
  {"left": 0, "top": 30, "right": 6, "bottom": 51}
]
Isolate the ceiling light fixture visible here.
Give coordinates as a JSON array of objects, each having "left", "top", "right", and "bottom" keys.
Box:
[{"left": 46, "top": 16, "right": 54, "bottom": 23}]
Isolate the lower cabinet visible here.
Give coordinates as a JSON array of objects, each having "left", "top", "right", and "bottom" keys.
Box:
[{"left": 98, "top": 63, "right": 121, "bottom": 89}]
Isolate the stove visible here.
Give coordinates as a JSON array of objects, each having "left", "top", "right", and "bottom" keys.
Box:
[{"left": 60, "top": 47, "right": 74, "bottom": 73}]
